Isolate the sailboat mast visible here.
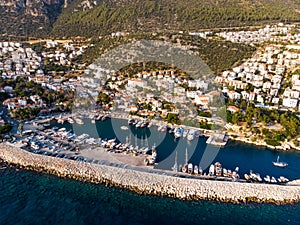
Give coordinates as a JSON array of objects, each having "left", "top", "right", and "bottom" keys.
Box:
[
  {"left": 172, "top": 150, "right": 178, "bottom": 172},
  {"left": 185, "top": 147, "right": 188, "bottom": 164}
]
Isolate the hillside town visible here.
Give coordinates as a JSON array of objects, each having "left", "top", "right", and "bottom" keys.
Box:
[{"left": 0, "top": 23, "right": 299, "bottom": 149}]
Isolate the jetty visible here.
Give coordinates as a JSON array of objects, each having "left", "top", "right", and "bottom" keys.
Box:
[
  {"left": 0, "top": 143, "right": 300, "bottom": 205},
  {"left": 206, "top": 133, "right": 228, "bottom": 147}
]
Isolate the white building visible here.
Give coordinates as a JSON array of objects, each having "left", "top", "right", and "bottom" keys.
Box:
[
  {"left": 127, "top": 79, "right": 148, "bottom": 88},
  {"left": 282, "top": 98, "right": 298, "bottom": 108}
]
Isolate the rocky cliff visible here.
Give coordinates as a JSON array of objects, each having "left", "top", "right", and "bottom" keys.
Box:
[{"left": 0, "top": 0, "right": 73, "bottom": 38}]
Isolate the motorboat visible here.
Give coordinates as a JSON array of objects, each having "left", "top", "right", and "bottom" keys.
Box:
[
  {"left": 264, "top": 175, "right": 271, "bottom": 183},
  {"left": 270, "top": 176, "right": 277, "bottom": 184},
  {"left": 278, "top": 176, "right": 289, "bottom": 183},
  {"left": 215, "top": 162, "right": 222, "bottom": 176},
  {"left": 181, "top": 164, "right": 188, "bottom": 173},
  {"left": 67, "top": 117, "right": 74, "bottom": 124},
  {"left": 188, "top": 163, "right": 193, "bottom": 174},
  {"left": 187, "top": 130, "right": 195, "bottom": 141},
  {"left": 182, "top": 129, "right": 188, "bottom": 138},
  {"left": 223, "top": 168, "right": 228, "bottom": 177},
  {"left": 209, "top": 164, "right": 215, "bottom": 176},
  {"left": 174, "top": 128, "right": 183, "bottom": 139},
  {"left": 194, "top": 165, "right": 199, "bottom": 175}
]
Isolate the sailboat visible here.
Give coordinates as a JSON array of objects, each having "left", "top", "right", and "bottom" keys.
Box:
[{"left": 272, "top": 156, "right": 288, "bottom": 168}]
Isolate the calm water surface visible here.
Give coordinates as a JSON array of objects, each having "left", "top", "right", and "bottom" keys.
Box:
[
  {"left": 52, "top": 118, "right": 300, "bottom": 180},
  {"left": 0, "top": 166, "right": 299, "bottom": 225}
]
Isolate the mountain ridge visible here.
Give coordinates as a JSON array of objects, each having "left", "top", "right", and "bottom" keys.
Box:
[{"left": 1, "top": 0, "right": 300, "bottom": 38}]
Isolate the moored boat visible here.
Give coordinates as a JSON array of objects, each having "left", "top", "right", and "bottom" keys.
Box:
[
  {"left": 223, "top": 168, "right": 228, "bottom": 177},
  {"left": 272, "top": 156, "right": 288, "bottom": 168},
  {"left": 67, "top": 117, "right": 74, "bottom": 124},
  {"left": 188, "top": 163, "right": 193, "bottom": 174},
  {"left": 128, "top": 118, "right": 135, "bottom": 125},
  {"left": 194, "top": 165, "right": 199, "bottom": 175},
  {"left": 75, "top": 118, "right": 84, "bottom": 125},
  {"left": 187, "top": 130, "right": 195, "bottom": 141},
  {"left": 209, "top": 164, "right": 215, "bottom": 176},
  {"left": 182, "top": 129, "right": 188, "bottom": 138},
  {"left": 181, "top": 164, "right": 188, "bottom": 173},
  {"left": 198, "top": 167, "right": 203, "bottom": 175},
  {"left": 264, "top": 175, "right": 271, "bottom": 183},
  {"left": 278, "top": 176, "right": 289, "bottom": 183},
  {"left": 215, "top": 162, "right": 222, "bottom": 176},
  {"left": 270, "top": 176, "right": 277, "bottom": 184},
  {"left": 174, "top": 127, "right": 183, "bottom": 139},
  {"left": 244, "top": 174, "right": 250, "bottom": 181}
]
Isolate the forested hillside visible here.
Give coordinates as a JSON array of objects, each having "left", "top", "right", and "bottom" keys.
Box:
[
  {"left": 51, "top": 0, "right": 300, "bottom": 37},
  {"left": 1, "top": 0, "right": 300, "bottom": 38}
]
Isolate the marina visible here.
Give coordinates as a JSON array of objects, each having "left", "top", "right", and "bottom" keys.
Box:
[{"left": 14, "top": 113, "right": 300, "bottom": 183}]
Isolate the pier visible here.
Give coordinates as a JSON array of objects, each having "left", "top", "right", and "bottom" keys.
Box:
[{"left": 0, "top": 143, "right": 300, "bottom": 205}]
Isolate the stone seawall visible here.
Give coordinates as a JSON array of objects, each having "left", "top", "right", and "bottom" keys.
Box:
[{"left": 1, "top": 143, "right": 300, "bottom": 204}]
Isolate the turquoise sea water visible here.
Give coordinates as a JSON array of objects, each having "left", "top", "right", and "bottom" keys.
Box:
[{"left": 0, "top": 166, "right": 300, "bottom": 225}]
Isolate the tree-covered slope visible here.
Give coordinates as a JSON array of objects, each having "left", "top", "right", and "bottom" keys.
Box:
[{"left": 51, "top": 0, "right": 300, "bottom": 37}]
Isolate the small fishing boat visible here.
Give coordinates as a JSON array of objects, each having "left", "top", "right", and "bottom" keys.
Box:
[
  {"left": 187, "top": 130, "right": 195, "bottom": 141},
  {"left": 174, "top": 128, "right": 183, "bottom": 139},
  {"left": 75, "top": 118, "right": 84, "bottom": 125},
  {"left": 244, "top": 174, "right": 250, "bottom": 181},
  {"left": 30, "top": 142, "right": 39, "bottom": 150},
  {"left": 249, "top": 170, "right": 262, "bottom": 182},
  {"left": 67, "top": 117, "right": 74, "bottom": 124},
  {"left": 209, "top": 164, "right": 215, "bottom": 176},
  {"left": 120, "top": 126, "right": 129, "bottom": 130},
  {"left": 278, "top": 176, "right": 289, "bottom": 183},
  {"left": 57, "top": 118, "right": 64, "bottom": 124},
  {"left": 160, "top": 125, "right": 167, "bottom": 132},
  {"left": 264, "top": 175, "right": 271, "bottom": 183},
  {"left": 169, "top": 127, "right": 175, "bottom": 134},
  {"left": 128, "top": 118, "right": 135, "bottom": 125},
  {"left": 194, "top": 165, "right": 199, "bottom": 175},
  {"left": 182, "top": 129, "right": 188, "bottom": 138},
  {"left": 223, "top": 168, "right": 228, "bottom": 177},
  {"left": 215, "top": 162, "right": 222, "bottom": 176},
  {"left": 272, "top": 156, "right": 288, "bottom": 168},
  {"left": 198, "top": 167, "right": 203, "bottom": 175},
  {"left": 182, "top": 164, "right": 188, "bottom": 173},
  {"left": 188, "top": 163, "right": 193, "bottom": 174},
  {"left": 270, "top": 176, "right": 277, "bottom": 184}
]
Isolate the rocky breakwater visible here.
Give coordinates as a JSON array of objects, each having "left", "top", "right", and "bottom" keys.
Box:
[{"left": 1, "top": 142, "right": 300, "bottom": 204}]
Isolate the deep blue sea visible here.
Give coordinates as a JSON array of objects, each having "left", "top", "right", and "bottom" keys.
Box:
[{"left": 0, "top": 166, "right": 300, "bottom": 225}]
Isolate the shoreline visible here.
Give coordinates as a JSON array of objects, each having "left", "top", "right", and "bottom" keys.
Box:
[
  {"left": 228, "top": 135, "right": 300, "bottom": 152},
  {"left": 1, "top": 142, "right": 300, "bottom": 205}
]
